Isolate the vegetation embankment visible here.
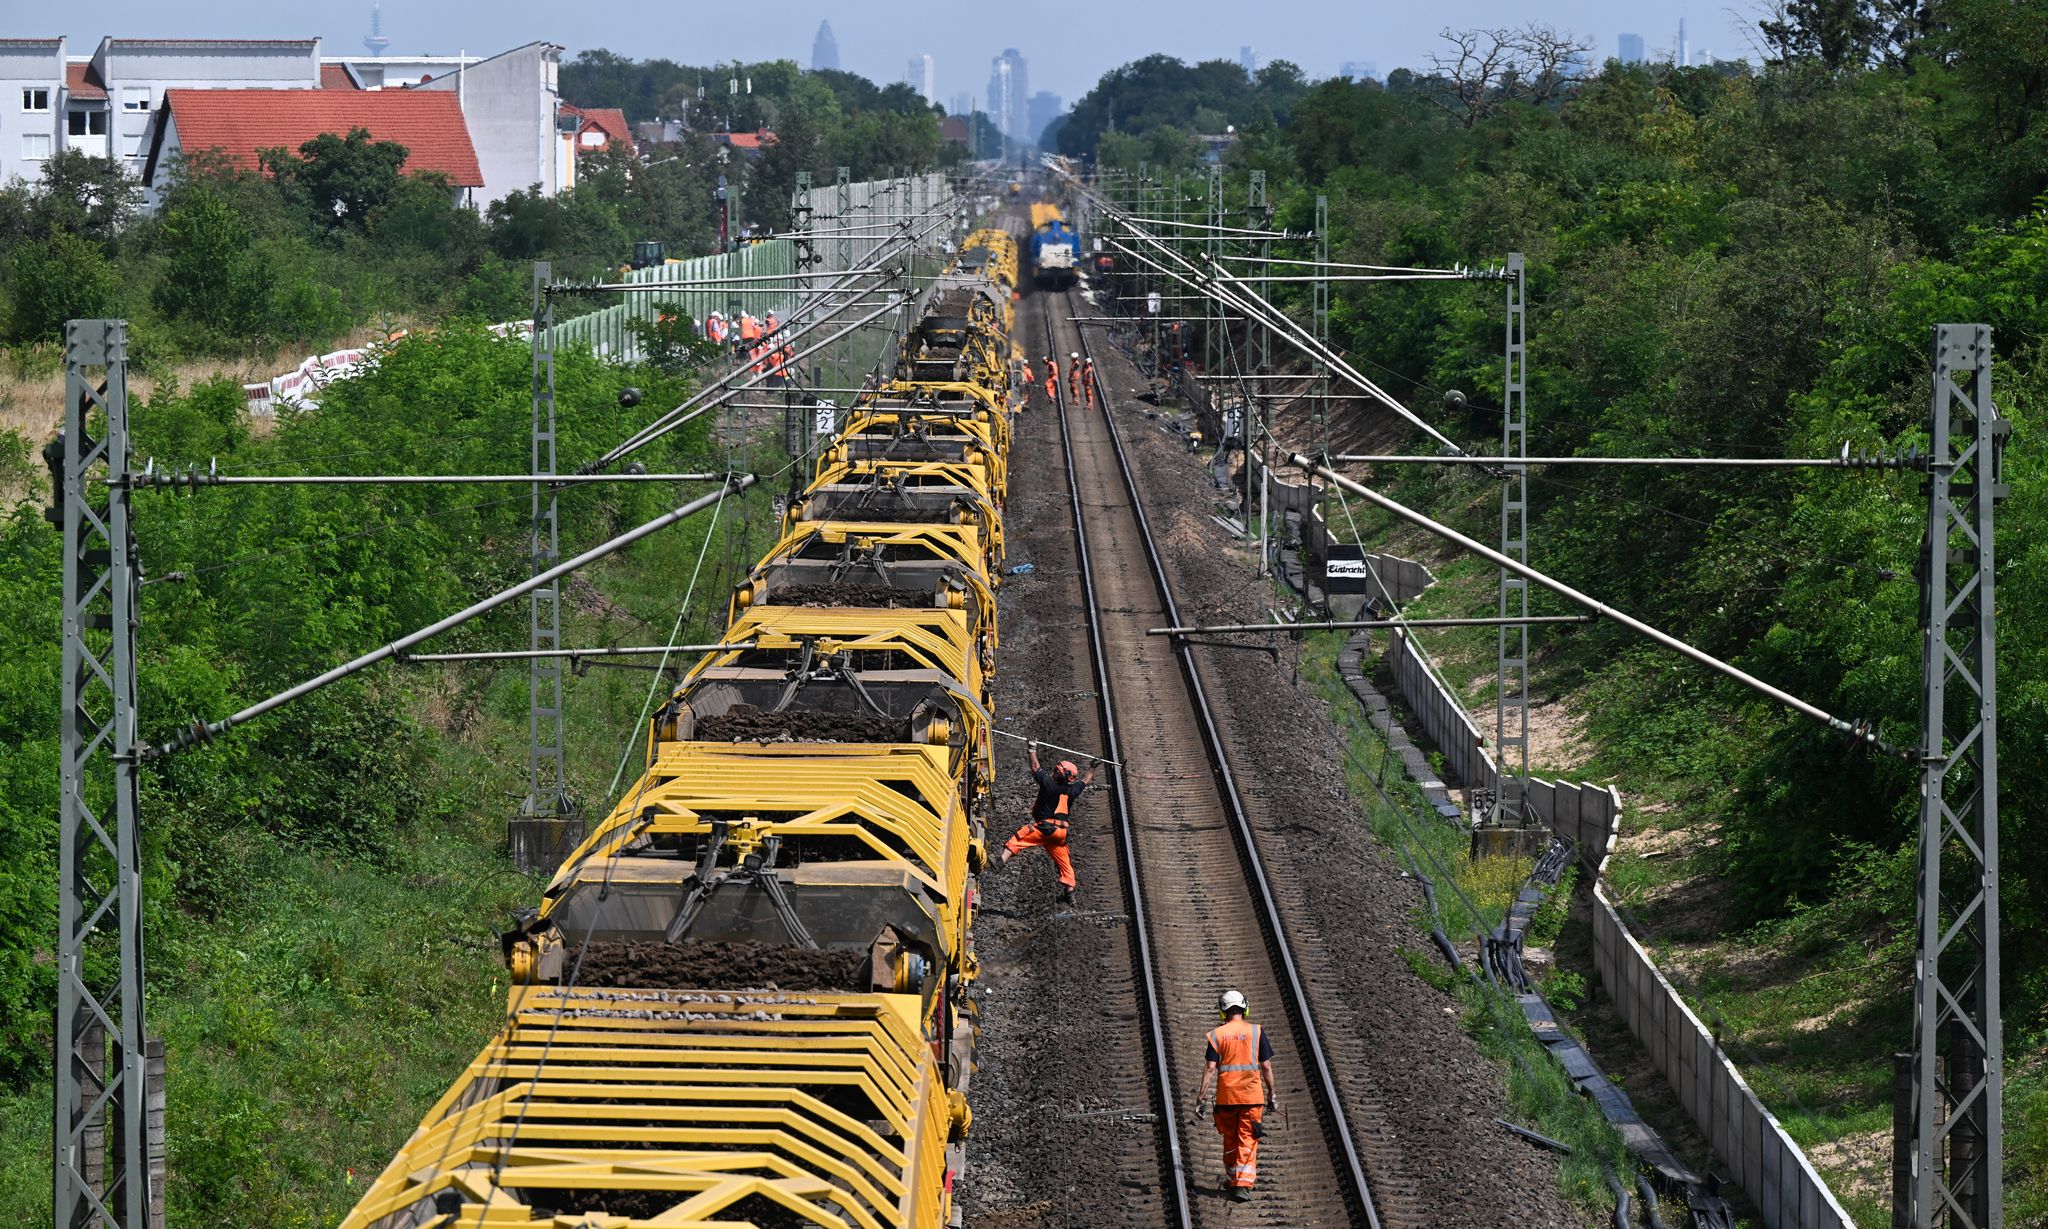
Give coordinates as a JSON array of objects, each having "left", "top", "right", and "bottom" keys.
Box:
[
  {"left": 0, "top": 324, "right": 784, "bottom": 1224},
  {"left": 1063, "top": 11, "right": 2048, "bottom": 1221}
]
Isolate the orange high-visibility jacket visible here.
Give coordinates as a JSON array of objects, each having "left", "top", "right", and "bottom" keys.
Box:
[
  {"left": 1207, "top": 1017, "right": 1266, "bottom": 1107},
  {"left": 740, "top": 315, "right": 762, "bottom": 342}
]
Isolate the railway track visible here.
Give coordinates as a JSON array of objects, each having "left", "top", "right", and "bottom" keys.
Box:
[{"left": 1043, "top": 291, "right": 1380, "bottom": 1229}]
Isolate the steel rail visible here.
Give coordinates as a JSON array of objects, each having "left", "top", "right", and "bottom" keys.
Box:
[
  {"left": 1065, "top": 296, "right": 1382, "bottom": 1227},
  {"left": 1335, "top": 453, "right": 1870, "bottom": 468},
  {"left": 568, "top": 267, "right": 888, "bottom": 292},
  {"left": 1293, "top": 455, "right": 1909, "bottom": 758},
  {"left": 396, "top": 642, "right": 748, "bottom": 662},
  {"left": 147, "top": 475, "right": 756, "bottom": 757},
  {"left": 1045, "top": 307, "right": 1195, "bottom": 1229},
  {"left": 1150, "top": 616, "right": 1596, "bottom": 635},
  {"left": 132, "top": 471, "right": 727, "bottom": 488}
]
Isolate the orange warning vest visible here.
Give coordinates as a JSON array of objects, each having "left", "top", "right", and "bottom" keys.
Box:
[
  {"left": 740, "top": 314, "right": 762, "bottom": 342},
  {"left": 1207, "top": 1017, "right": 1266, "bottom": 1106}
]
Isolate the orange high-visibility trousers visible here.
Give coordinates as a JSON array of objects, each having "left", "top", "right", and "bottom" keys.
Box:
[
  {"left": 1213, "top": 1105, "right": 1263, "bottom": 1189},
  {"left": 1002, "top": 822, "right": 1076, "bottom": 889}
]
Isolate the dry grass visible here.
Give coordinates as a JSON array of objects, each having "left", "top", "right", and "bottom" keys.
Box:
[{"left": 0, "top": 324, "right": 402, "bottom": 445}]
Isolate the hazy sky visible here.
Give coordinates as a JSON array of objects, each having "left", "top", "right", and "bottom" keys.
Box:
[{"left": 54, "top": 1, "right": 1769, "bottom": 109}]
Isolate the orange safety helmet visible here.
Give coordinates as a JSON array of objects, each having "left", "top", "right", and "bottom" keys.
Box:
[{"left": 1057, "top": 760, "right": 1080, "bottom": 782}]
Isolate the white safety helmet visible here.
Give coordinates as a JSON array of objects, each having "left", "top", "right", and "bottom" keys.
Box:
[
  {"left": 1218, "top": 989, "right": 1248, "bottom": 1016},
  {"left": 1070, "top": 351, "right": 1080, "bottom": 360}
]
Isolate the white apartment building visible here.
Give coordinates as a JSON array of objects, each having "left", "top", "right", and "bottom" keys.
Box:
[
  {"left": 409, "top": 43, "right": 570, "bottom": 207},
  {"left": 2, "top": 35, "right": 570, "bottom": 211}
]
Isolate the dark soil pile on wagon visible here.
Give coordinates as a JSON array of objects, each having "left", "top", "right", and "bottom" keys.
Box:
[
  {"left": 696, "top": 707, "right": 906, "bottom": 743},
  {"left": 773, "top": 582, "right": 926, "bottom": 609},
  {"left": 576, "top": 939, "right": 870, "bottom": 992}
]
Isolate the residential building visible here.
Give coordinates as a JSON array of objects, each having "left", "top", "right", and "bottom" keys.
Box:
[
  {"left": 811, "top": 21, "right": 839, "bottom": 73},
  {"left": 334, "top": 54, "right": 479, "bottom": 90},
  {"left": 986, "top": 48, "right": 1026, "bottom": 143},
  {"left": 1, "top": 38, "right": 67, "bottom": 186},
  {"left": 706, "top": 129, "right": 776, "bottom": 159},
  {"left": 84, "top": 38, "right": 322, "bottom": 179},
  {"left": 142, "top": 87, "right": 483, "bottom": 205},
  {"left": 1617, "top": 32, "right": 1645, "bottom": 64},
  {"left": 1025, "top": 90, "right": 1061, "bottom": 147},
  {"left": 561, "top": 102, "right": 630, "bottom": 156},
  {"left": 633, "top": 117, "right": 686, "bottom": 148},
  {"left": 413, "top": 42, "right": 568, "bottom": 207},
  {"left": 905, "top": 53, "right": 934, "bottom": 106}
]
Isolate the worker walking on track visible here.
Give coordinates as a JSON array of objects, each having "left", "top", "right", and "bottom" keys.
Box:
[
  {"left": 1067, "top": 350, "right": 1082, "bottom": 403},
  {"left": 1082, "top": 357, "right": 1097, "bottom": 409},
  {"left": 1043, "top": 353, "right": 1060, "bottom": 405},
  {"left": 1196, "top": 989, "right": 1277, "bottom": 1202},
  {"left": 994, "top": 741, "right": 1096, "bottom": 905}
]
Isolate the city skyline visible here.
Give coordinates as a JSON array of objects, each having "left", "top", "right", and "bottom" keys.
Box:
[{"left": 64, "top": 1, "right": 1765, "bottom": 111}]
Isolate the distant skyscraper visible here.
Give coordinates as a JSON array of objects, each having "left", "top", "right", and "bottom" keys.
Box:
[
  {"left": 949, "top": 90, "right": 973, "bottom": 118},
  {"left": 1238, "top": 45, "right": 1257, "bottom": 75},
  {"left": 362, "top": 0, "right": 390, "bottom": 56},
  {"left": 1618, "top": 32, "right": 1645, "bottom": 64},
  {"left": 986, "top": 48, "right": 1028, "bottom": 142},
  {"left": 1338, "top": 60, "right": 1378, "bottom": 82},
  {"left": 905, "top": 54, "right": 936, "bottom": 105},
  {"left": 1678, "top": 18, "right": 1689, "bottom": 67},
  {"left": 812, "top": 21, "right": 840, "bottom": 72},
  {"left": 1025, "top": 90, "right": 1062, "bottom": 145}
]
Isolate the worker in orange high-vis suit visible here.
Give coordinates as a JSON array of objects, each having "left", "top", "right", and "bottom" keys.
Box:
[
  {"left": 995, "top": 741, "right": 1095, "bottom": 905},
  {"left": 1043, "top": 353, "right": 1060, "bottom": 404},
  {"left": 1082, "top": 357, "right": 1098, "bottom": 409},
  {"left": 1067, "top": 351, "right": 1082, "bottom": 402},
  {"left": 1196, "top": 989, "right": 1277, "bottom": 1202}
]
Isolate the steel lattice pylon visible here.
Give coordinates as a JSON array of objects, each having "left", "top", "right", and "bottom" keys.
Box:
[
  {"left": 1495, "top": 253, "right": 1530, "bottom": 824},
  {"left": 523, "top": 265, "right": 570, "bottom": 824},
  {"left": 1908, "top": 323, "right": 2005, "bottom": 1229},
  {"left": 55, "top": 319, "right": 152, "bottom": 1229}
]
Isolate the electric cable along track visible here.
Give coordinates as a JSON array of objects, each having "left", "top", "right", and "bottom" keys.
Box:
[{"left": 1041, "top": 292, "right": 1385, "bottom": 1227}]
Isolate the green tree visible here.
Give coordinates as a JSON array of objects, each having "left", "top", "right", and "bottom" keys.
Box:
[
  {"left": 28, "top": 149, "right": 142, "bottom": 246},
  {"left": 266, "top": 128, "right": 411, "bottom": 230},
  {"left": 6, "top": 231, "right": 122, "bottom": 343},
  {"left": 153, "top": 185, "right": 267, "bottom": 338}
]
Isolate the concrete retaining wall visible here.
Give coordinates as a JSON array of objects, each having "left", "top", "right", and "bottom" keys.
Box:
[
  {"left": 1374, "top": 589, "right": 1848, "bottom": 1228},
  {"left": 1593, "top": 885, "right": 1855, "bottom": 1229}
]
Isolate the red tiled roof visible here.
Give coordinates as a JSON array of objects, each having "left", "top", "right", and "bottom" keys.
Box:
[
  {"left": 320, "top": 64, "right": 360, "bottom": 90},
  {"left": 66, "top": 64, "right": 107, "bottom": 100},
  {"left": 154, "top": 88, "right": 482, "bottom": 186},
  {"left": 578, "top": 106, "right": 630, "bottom": 147},
  {"left": 713, "top": 130, "right": 777, "bottom": 149}
]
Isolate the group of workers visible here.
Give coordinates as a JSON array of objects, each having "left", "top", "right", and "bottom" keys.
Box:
[
  {"left": 991, "top": 735, "right": 1278, "bottom": 1203},
  {"left": 704, "top": 309, "right": 797, "bottom": 385},
  {"left": 1038, "top": 351, "right": 1098, "bottom": 409}
]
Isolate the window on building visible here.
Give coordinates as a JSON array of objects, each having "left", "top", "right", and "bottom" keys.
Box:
[
  {"left": 122, "top": 88, "right": 150, "bottom": 112},
  {"left": 22, "top": 88, "right": 50, "bottom": 112},
  {"left": 23, "top": 133, "right": 51, "bottom": 160},
  {"left": 67, "top": 110, "right": 107, "bottom": 137},
  {"left": 122, "top": 134, "right": 144, "bottom": 159}
]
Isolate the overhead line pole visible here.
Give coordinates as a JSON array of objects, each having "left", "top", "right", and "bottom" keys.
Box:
[
  {"left": 1496, "top": 253, "right": 1529, "bottom": 827},
  {"left": 1906, "top": 324, "right": 2006, "bottom": 1229},
  {"left": 55, "top": 318, "right": 155, "bottom": 1229},
  {"left": 526, "top": 263, "right": 570, "bottom": 829}
]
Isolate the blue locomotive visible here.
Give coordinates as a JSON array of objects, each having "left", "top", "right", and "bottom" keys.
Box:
[{"left": 1029, "top": 202, "right": 1082, "bottom": 290}]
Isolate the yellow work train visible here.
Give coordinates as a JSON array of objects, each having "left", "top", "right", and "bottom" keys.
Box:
[{"left": 340, "top": 227, "right": 1022, "bottom": 1229}]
